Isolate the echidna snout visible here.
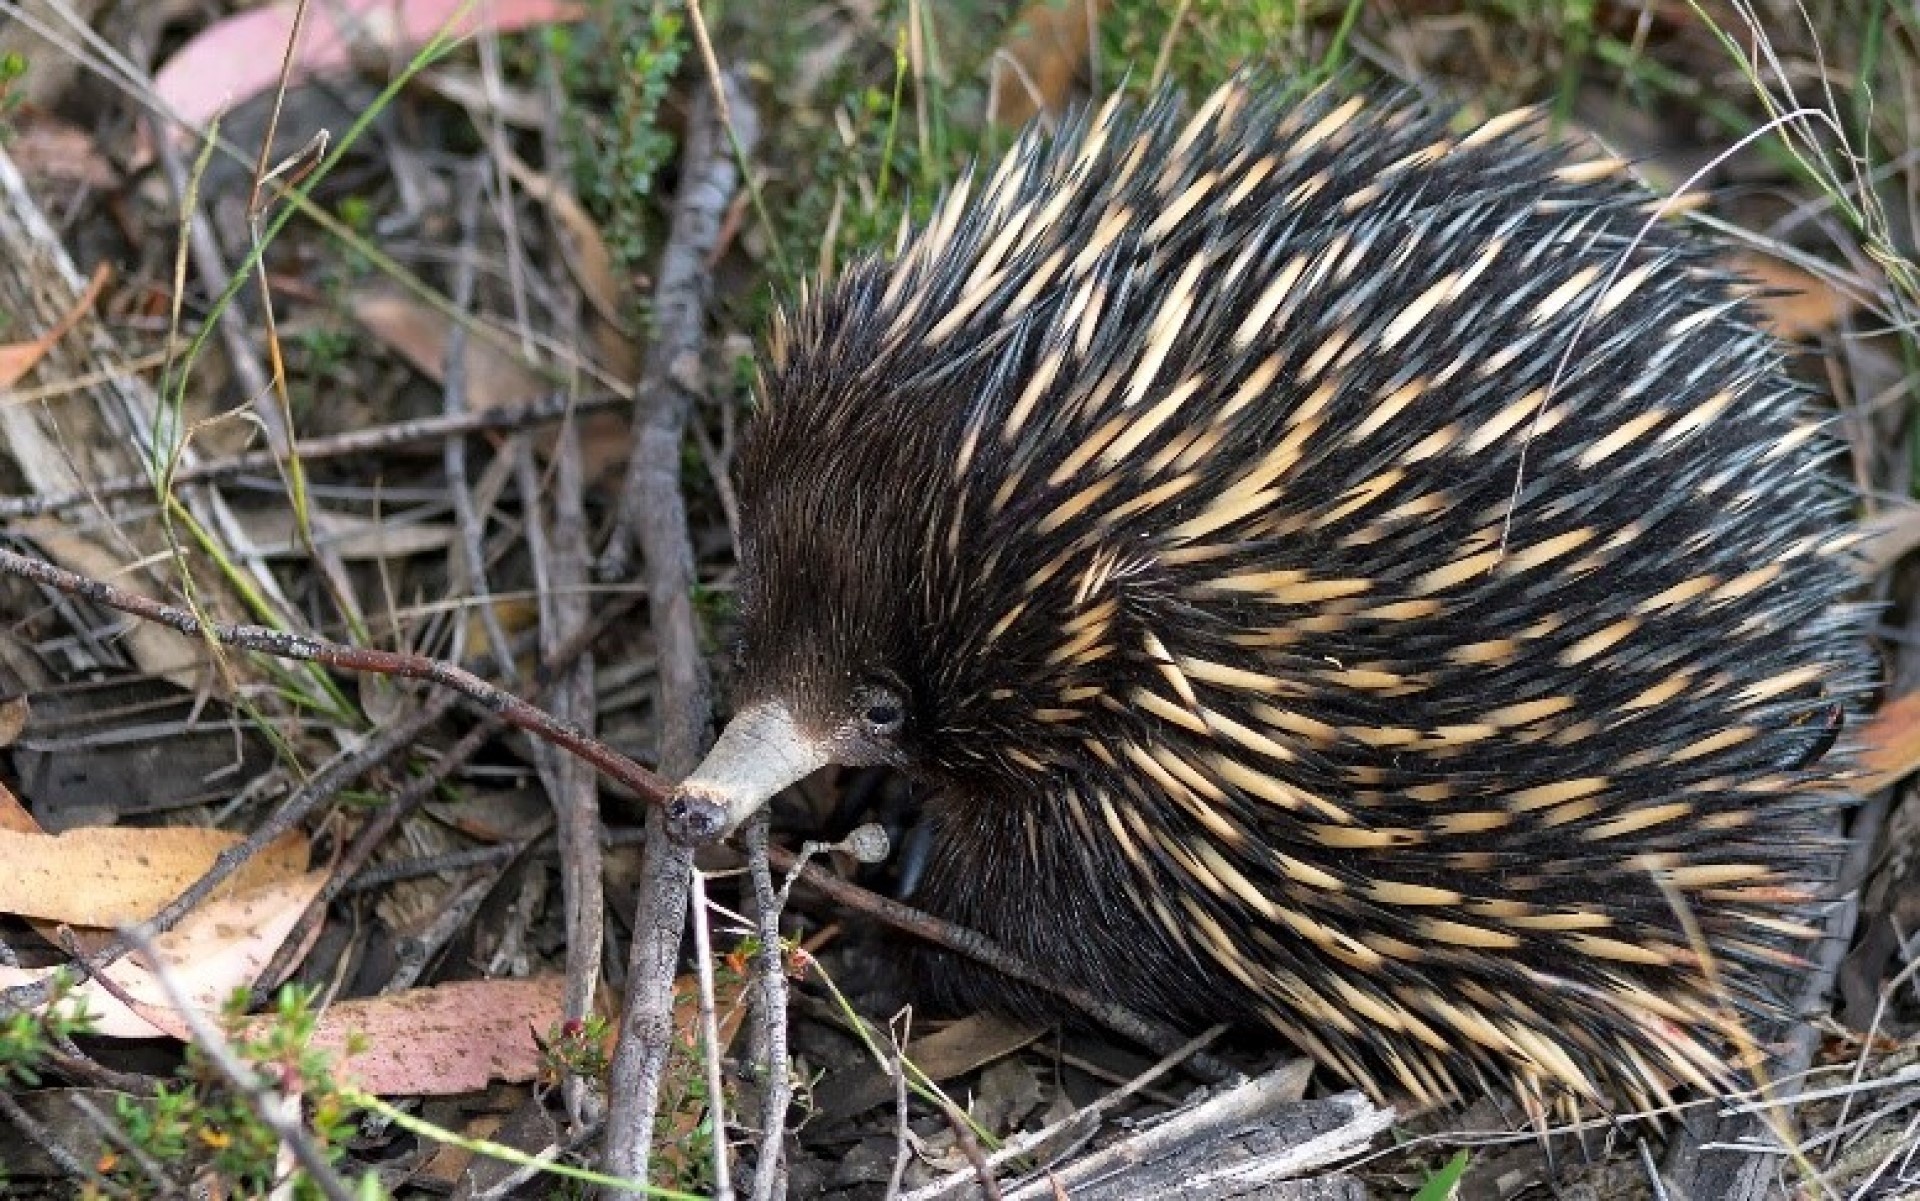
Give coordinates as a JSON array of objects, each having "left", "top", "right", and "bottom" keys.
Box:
[{"left": 681, "top": 76, "right": 1873, "bottom": 1108}]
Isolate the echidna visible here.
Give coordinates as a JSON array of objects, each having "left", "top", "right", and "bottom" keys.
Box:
[{"left": 673, "top": 77, "right": 1874, "bottom": 1109}]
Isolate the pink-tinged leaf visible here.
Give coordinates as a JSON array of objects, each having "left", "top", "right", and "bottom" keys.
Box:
[
  {"left": 295, "top": 976, "right": 568, "bottom": 1096},
  {"left": 0, "top": 870, "right": 329, "bottom": 1038},
  {"left": 153, "top": 0, "right": 587, "bottom": 135}
]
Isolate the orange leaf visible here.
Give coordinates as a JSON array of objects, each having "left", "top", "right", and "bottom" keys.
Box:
[
  {"left": 0, "top": 263, "right": 109, "bottom": 389},
  {"left": 0, "top": 869, "right": 329, "bottom": 1038},
  {"left": 989, "top": 0, "right": 1108, "bottom": 128},
  {"left": 1727, "top": 251, "right": 1860, "bottom": 340},
  {"left": 0, "top": 827, "right": 308, "bottom": 927},
  {"left": 1858, "top": 691, "right": 1920, "bottom": 789}
]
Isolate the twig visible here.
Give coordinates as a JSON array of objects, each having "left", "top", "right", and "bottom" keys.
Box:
[
  {"left": 0, "top": 1086, "right": 123, "bottom": 1195},
  {"left": 602, "top": 59, "right": 757, "bottom": 1190},
  {"left": 120, "top": 925, "right": 356, "bottom": 1201},
  {"left": 743, "top": 812, "right": 792, "bottom": 1201},
  {"left": 690, "top": 868, "right": 736, "bottom": 1201},
  {"left": 935, "top": 1093, "right": 1002, "bottom": 1201},
  {"left": 0, "top": 546, "right": 671, "bottom": 806},
  {"left": 257, "top": 591, "right": 643, "bottom": 991},
  {"left": 520, "top": 429, "right": 609, "bottom": 1129},
  {"left": 0, "top": 391, "right": 624, "bottom": 521},
  {"left": 885, "top": 1012, "right": 916, "bottom": 1201},
  {"left": 602, "top": 810, "right": 694, "bottom": 1188},
  {"left": 600, "top": 63, "right": 758, "bottom": 768},
  {"left": 442, "top": 159, "right": 517, "bottom": 683}
]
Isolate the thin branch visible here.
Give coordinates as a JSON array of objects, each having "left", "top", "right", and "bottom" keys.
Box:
[
  {"left": 0, "top": 391, "right": 623, "bottom": 521},
  {"left": 0, "top": 546, "right": 669, "bottom": 805},
  {"left": 743, "top": 813, "right": 792, "bottom": 1201},
  {"left": 602, "top": 60, "right": 758, "bottom": 1190},
  {"left": 690, "top": 868, "right": 735, "bottom": 1201}
]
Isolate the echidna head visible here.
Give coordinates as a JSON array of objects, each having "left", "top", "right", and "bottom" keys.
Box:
[
  {"left": 669, "top": 469, "right": 935, "bottom": 835},
  {"left": 673, "top": 649, "right": 909, "bottom": 829}
]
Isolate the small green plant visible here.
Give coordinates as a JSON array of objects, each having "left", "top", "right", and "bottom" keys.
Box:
[
  {"left": 0, "top": 51, "right": 28, "bottom": 132},
  {"left": 551, "top": 0, "right": 686, "bottom": 290},
  {"left": 539, "top": 1012, "right": 612, "bottom": 1084},
  {"left": 0, "top": 971, "right": 95, "bottom": 1087},
  {"left": 99, "top": 985, "right": 368, "bottom": 1199},
  {"left": 1410, "top": 1149, "right": 1470, "bottom": 1201}
]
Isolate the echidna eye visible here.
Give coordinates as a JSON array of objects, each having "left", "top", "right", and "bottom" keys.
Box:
[{"left": 863, "top": 701, "right": 903, "bottom": 731}]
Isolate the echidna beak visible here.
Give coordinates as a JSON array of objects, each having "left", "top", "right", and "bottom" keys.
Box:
[{"left": 667, "top": 701, "right": 834, "bottom": 843}]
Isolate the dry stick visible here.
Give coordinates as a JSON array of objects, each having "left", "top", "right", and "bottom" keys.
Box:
[
  {"left": 742, "top": 812, "right": 793, "bottom": 1201},
  {"left": 442, "top": 160, "right": 518, "bottom": 684},
  {"left": 603, "top": 805, "right": 693, "bottom": 1190},
  {"left": 0, "top": 547, "right": 668, "bottom": 803},
  {"left": 762, "top": 842, "right": 1234, "bottom": 1083},
  {"left": 520, "top": 430, "right": 610, "bottom": 1130},
  {"left": 0, "top": 391, "right": 624, "bottom": 521},
  {"left": 689, "top": 868, "right": 736, "bottom": 1200},
  {"left": 601, "top": 65, "right": 757, "bottom": 1187},
  {"left": 257, "top": 592, "right": 643, "bottom": 992},
  {"left": 935, "top": 1091, "right": 1004, "bottom": 1201},
  {"left": 120, "top": 926, "right": 357, "bottom": 1201}
]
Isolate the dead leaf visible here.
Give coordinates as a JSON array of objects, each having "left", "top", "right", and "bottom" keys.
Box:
[
  {"left": 297, "top": 976, "right": 568, "bottom": 1095},
  {"left": 8, "top": 114, "right": 119, "bottom": 190},
  {"left": 1859, "top": 692, "right": 1920, "bottom": 790},
  {"left": 989, "top": 0, "right": 1108, "bottom": 128},
  {"left": 353, "top": 292, "right": 547, "bottom": 412},
  {"left": 1848, "top": 503, "right": 1920, "bottom": 580},
  {"left": 0, "top": 263, "right": 109, "bottom": 389},
  {"left": 1727, "top": 251, "right": 1861, "bottom": 339},
  {"left": 819, "top": 1012, "right": 1046, "bottom": 1118},
  {"left": 0, "top": 869, "right": 329, "bottom": 1038},
  {"left": 0, "top": 780, "right": 37, "bottom": 833},
  {"left": 152, "top": 0, "right": 588, "bottom": 138},
  {"left": 0, "top": 695, "right": 26, "bottom": 749},
  {"left": 498, "top": 149, "right": 627, "bottom": 335},
  {"left": 0, "top": 827, "right": 308, "bottom": 927}
]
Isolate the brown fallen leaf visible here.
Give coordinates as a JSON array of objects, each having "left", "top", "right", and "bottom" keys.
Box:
[
  {"left": 0, "top": 262, "right": 109, "bottom": 389},
  {"left": 8, "top": 113, "right": 119, "bottom": 190},
  {"left": 353, "top": 292, "right": 548, "bottom": 411},
  {"left": 0, "top": 780, "right": 38, "bottom": 833},
  {"left": 1859, "top": 691, "right": 1920, "bottom": 791},
  {"left": 0, "top": 827, "right": 308, "bottom": 927},
  {"left": 497, "top": 148, "right": 627, "bottom": 335},
  {"left": 1727, "top": 250, "right": 1861, "bottom": 340},
  {"left": 0, "top": 869, "right": 329, "bottom": 1038},
  {"left": 0, "top": 695, "right": 27, "bottom": 749},
  {"left": 298, "top": 976, "right": 569, "bottom": 1096},
  {"left": 819, "top": 1012, "right": 1046, "bottom": 1119},
  {"left": 990, "top": 0, "right": 1108, "bottom": 128}
]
